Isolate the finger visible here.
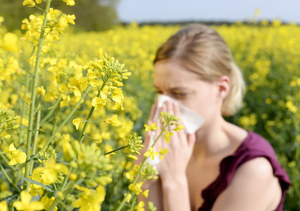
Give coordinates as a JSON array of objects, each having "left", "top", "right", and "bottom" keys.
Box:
[
  {"left": 165, "top": 102, "right": 173, "bottom": 133},
  {"left": 148, "top": 98, "right": 158, "bottom": 123},
  {"left": 173, "top": 102, "right": 181, "bottom": 119},
  {"left": 143, "top": 130, "right": 151, "bottom": 148},
  {"left": 171, "top": 102, "right": 187, "bottom": 142},
  {"left": 166, "top": 100, "right": 174, "bottom": 115}
]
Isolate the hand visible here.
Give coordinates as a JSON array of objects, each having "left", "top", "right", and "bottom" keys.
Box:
[
  {"left": 155, "top": 100, "right": 196, "bottom": 181},
  {"left": 136, "top": 98, "right": 158, "bottom": 165}
]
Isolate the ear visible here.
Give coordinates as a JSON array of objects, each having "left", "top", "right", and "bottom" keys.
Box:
[{"left": 216, "top": 75, "right": 230, "bottom": 99}]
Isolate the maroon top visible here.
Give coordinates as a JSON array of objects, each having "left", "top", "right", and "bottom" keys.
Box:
[{"left": 198, "top": 131, "right": 290, "bottom": 211}]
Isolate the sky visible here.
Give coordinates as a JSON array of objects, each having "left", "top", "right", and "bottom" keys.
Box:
[{"left": 117, "top": 0, "right": 300, "bottom": 24}]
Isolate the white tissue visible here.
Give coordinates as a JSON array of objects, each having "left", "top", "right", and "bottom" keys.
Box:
[{"left": 146, "top": 95, "right": 204, "bottom": 167}]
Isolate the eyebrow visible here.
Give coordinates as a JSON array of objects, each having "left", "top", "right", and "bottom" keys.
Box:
[{"left": 153, "top": 84, "right": 189, "bottom": 91}]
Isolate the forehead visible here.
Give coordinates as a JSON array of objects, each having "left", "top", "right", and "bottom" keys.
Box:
[{"left": 153, "top": 60, "right": 200, "bottom": 88}]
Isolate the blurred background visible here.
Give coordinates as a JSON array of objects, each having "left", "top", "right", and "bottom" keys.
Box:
[
  {"left": 1, "top": 0, "right": 299, "bottom": 31},
  {"left": 0, "top": 0, "right": 299, "bottom": 210}
]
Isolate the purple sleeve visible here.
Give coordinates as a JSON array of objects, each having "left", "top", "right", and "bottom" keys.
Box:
[{"left": 199, "top": 131, "right": 290, "bottom": 211}]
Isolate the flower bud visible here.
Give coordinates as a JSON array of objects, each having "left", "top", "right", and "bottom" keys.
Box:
[
  {"left": 63, "top": 142, "right": 75, "bottom": 161},
  {"left": 72, "top": 141, "right": 80, "bottom": 155},
  {"left": 70, "top": 161, "right": 77, "bottom": 168},
  {"left": 69, "top": 173, "right": 77, "bottom": 181},
  {"left": 86, "top": 179, "right": 97, "bottom": 187},
  {"left": 57, "top": 191, "right": 64, "bottom": 199},
  {"left": 79, "top": 172, "right": 86, "bottom": 178}
]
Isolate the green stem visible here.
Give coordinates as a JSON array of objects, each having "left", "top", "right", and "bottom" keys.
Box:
[
  {"left": 43, "top": 104, "right": 60, "bottom": 152},
  {"left": 129, "top": 196, "right": 137, "bottom": 211},
  {"left": 19, "top": 75, "right": 30, "bottom": 145},
  {"left": 79, "top": 106, "right": 95, "bottom": 144},
  {"left": 61, "top": 167, "right": 73, "bottom": 192},
  {"left": 37, "top": 86, "right": 91, "bottom": 155},
  {"left": 48, "top": 195, "right": 61, "bottom": 211},
  {"left": 48, "top": 181, "right": 76, "bottom": 211},
  {"left": 40, "top": 95, "right": 61, "bottom": 126},
  {"left": 24, "top": 0, "right": 52, "bottom": 190},
  {"left": 0, "top": 163, "right": 20, "bottom": 193},
  {"left": 116, "top": 125, "right": 167, "bottom": 211},
  {"left": 0, "top": 153, "right": 16, "bottom": 172},
  {"left": 104, "top": 145, "right": 128, "bottom": 155},
  {"left": 78, "top": 80, "right": 107, "bottom": 144},
  {"left": 30, "top": 106, "right": 41, "bottom": 173}
]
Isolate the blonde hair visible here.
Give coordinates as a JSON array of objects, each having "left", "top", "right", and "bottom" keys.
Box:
[{"left": 154, "top": 24, "right": 245, "bottom": 116}]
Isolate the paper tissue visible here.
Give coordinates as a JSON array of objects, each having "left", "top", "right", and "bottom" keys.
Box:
[{"left": 146, "top": 95, "right": 204, "bottom": 167}]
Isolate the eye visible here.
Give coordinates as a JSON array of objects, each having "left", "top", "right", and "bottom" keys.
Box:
[
  {"left": 171, "top": 92, "right": 187, "bottom": 99},
  {"left": 155, "top": 89, "right": 163, "bottom": 94}
]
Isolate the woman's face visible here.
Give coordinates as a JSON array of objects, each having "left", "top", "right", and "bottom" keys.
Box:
[{"left": 153, "top": 60, "right": 223, "bottom": 123}]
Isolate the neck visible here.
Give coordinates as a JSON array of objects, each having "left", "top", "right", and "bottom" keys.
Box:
[{"left": 193, "top": 117, "right": 233, "bottom": 159}]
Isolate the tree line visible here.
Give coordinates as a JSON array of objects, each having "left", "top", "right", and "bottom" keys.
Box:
[{"left": 0, "top": 0, "right": 119, "bottom": 31}]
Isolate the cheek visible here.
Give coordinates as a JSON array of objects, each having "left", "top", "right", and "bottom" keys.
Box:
[{"left": 184, "top": 93, "right": 217, "bottom": 117}]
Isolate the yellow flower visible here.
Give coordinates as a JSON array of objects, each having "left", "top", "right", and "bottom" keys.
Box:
[
  {"left": 163, "top": 131, "right": 173, "bottom": 143},
  {"left": 129, "top": 182, "right": 143, "bottom": 195},
  {"left": 148, "top": 202, "right": 157, "bottom": 211},
  {"left": 238, "top": 114, "right": 257, "bottom": 127},
  {"left": 2, "top": 33, "right": 19, "bottom": 52},
  {"left": 135, "top": 201, "right": 145, "bottom": 211},
  {"left": 144, "top": 123, "right": 158, "bottom": 132},
  {"left": 32, "top": 158, "right": 68, "bottom": 185},
  {"left": 95, "top": 176, "right": 112, "bottom": 186},
  {"left": 3, "top": 134, "right": 11, "bottom": 139},
  {"left": 69, "top": 76, "right": 88, "bottom": 91},
  {"left": 62, "top": 0, "right": 75, "bottom": 6},
  {"left": 111, "top": 88, "right": 124, "bottom": 104},
  {"left": 66, "top": 14, "right": 76, "bottom": 25},
  {"left": 144, "top": 147, "right": 159, "bottom": 160},
  {"left": 40, "top": 196, "right": 57, "bottom": 211},
  {"left": 63, "top": 142, "right": 75, "bottom": 161},
  {"left": 69, "top": 173, "right": 77, "bottom": 181},
  {"left": 125, "top": 165, "right": 139, "bottom": 182},
  {"left": 13, "top": 191, "right": 44, "bottom": 211},
  {"left": 142, "top": 189, "right": 149, "bottom": 198},
  {"left": 105, "top": 115, "right": 121, "bottom": 126},
  {"left": 72, "top": 185, "right": 105, "bottom": 211},
  {"left": 29, "top": 183, "right": 44, "bottom": 196},
  {"left": 159, "top": 147, "right": 169, "bottom": 160},
  {"left": 22, "top": 0, "right": 35, "bottom": 7},
  {"left": 72, "top": 118, "right": 82, "bottom": 130},
  {"left": 59, "top": 84, "right": 67, "bottom": 93},
  {"left": 35, "top": 0, "right": 42, "bottom": 4},
  {"left": 124, "top": 193, "right": 132, "bottom": 202},
  {"left": 265, "top": 98, "right": 272, "bottom": 104},
  {"left": 0, "top": 16, "right": 4, "bottom": 25},
  {"left": 173, "top": 125, "right": 184, "bottom": 132},
  {"left": 286, "top": 100, "right": 298, "bottom": 113},
  {"left": 92, "top": 97, "right": 107, "bottom": 110},
  {"left": 37, "top": 86, "right": 46, "bottom": 96},
  {"left": 0, "top": 201, "right": 7, "bottom": 211},
  {"left": 4, "top": 143, "right": 26, "bottom": 165}
]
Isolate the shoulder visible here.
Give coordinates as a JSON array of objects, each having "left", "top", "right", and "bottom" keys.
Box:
[
  {"left": 235, "top": 130, "right": 279, "bottom": 161},
  {"left": 233, "top": 157, "right": 277, "bottom": 183},
  {"left": 212, "top": 157, "right": 282, "bottom": 211}
]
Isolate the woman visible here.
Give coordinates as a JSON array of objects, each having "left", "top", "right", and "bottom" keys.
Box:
[{"left": 140, "top": 24, "right": 290, "bottom": 211}]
